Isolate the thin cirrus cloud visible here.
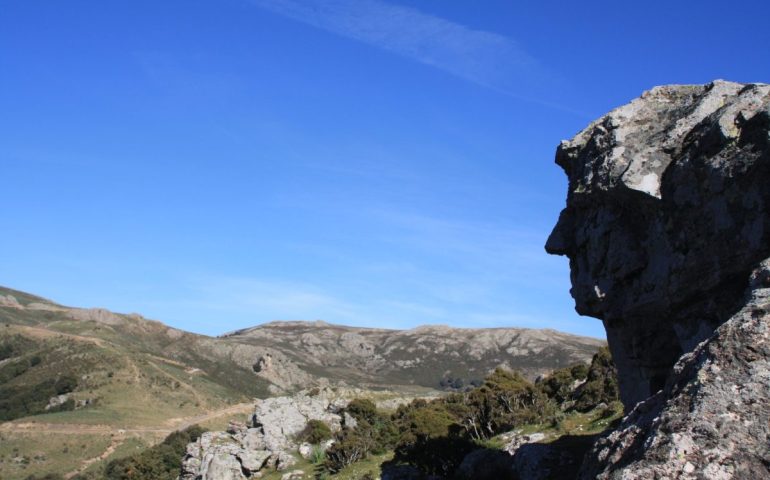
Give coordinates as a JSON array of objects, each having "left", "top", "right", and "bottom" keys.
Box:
[{"left": 250, "top": 0, "right": 554, "bottom": 100}]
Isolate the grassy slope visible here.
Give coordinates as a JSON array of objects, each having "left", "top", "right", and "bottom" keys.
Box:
[{"left": 0, "top": 287, "right": 270, "bottom": 480}]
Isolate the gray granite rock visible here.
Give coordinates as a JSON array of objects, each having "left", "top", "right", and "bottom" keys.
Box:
[
  {"left": 548, "top": 80, "right": 770, "bottom": 408},
  {"left": 179, "top": 388, "right": 348, "bottom": 480},
  {"left": 547, "top": 80, "right": 770, "bottom": 477}
]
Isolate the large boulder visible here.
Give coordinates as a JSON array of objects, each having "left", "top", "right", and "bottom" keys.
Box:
[
  {"left": 251, "top": 388, "right": 345, "bottom": 451},
  {"left": 546, "top": 80, "right": 770, "bottom": 477},
  {"left": 179, "top": 388, "right": 348, "bottom": 480}
]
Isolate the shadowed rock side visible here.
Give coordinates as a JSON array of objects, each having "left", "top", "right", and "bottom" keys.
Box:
[{"left": 546, "top": 80, "right": 770, "bottom": 477}]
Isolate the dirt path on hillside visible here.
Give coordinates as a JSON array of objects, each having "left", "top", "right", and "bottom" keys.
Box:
[
  {"left": 146, "top": 360, "right": 207, "bottom": 409},
  {"left": 0, "top": 402, "right": 254, "bottom": 436},
  {"left": 12, "top": 324, "right": 107, "bottom": 347},
  {"left": 64, "top": 435, "right": 124, "bottom": 479}
]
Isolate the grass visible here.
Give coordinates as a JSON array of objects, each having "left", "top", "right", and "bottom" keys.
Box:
[
  {"left": 0, "top": 312, "right": 262, "bottom": 479},
  {"left": 79, "top": 436, "right": 149, "bottom": 478},
  {"left": 0, "top": 432, "right": 112, "bottom": 480},
  {"left": 327, "top": 452, "right": 394, "bottom": 480}
]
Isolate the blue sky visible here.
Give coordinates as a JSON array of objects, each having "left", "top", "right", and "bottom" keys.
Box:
[{"left": 2, "top": 0, "right": 768, "bottom": 338}]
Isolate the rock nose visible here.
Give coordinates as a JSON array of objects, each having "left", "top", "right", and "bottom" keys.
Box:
[{"left": 545, "top": 209, "right": 572, "bottom": 256}]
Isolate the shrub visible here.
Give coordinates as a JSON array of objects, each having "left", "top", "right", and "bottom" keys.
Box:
[
  {"left": 297, "top": 419, "right": 332, "bottom": 444},
  {"left": 0, "top": 375, "right": 79, "bottom": 421},
  {"left": 55, "top": 375, "right": 78, "bottom": 395},
  {"left": 573, "top": 347, "right": 619, "bottom": 412},
  {"left": 104, "top": 425, "right": 205, "bottom": 480},
  {"left": 538, "top": 362, "right": 589, "bottom": 403},
  {"left": 345, "top": 398, "right": 378, "bottom": 424},
  {"left": 323, "top": 429, "right": 373, "bottom": 473}
]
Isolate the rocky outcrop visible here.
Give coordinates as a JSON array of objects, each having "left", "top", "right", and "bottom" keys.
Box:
[
  {"left": 579, "top": 281, "right": 770, "bottom": 479},
  {"left": 179, "top": 388, "right": 349, "bottom": 480},
  {"left": 546, "top": 80, "right": 770, "bottom": 477},
  {"left": 67, "top": 307, "right": 125, "bottom": 325}
]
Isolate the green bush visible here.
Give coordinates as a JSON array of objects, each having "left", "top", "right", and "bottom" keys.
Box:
[
  {"left": 321, "top": 399, "right": 400, "bottom": 473},
  {"left": 573, "top": 347, "right": 619, "bottom": 412},
  {"left": 323, "top": 429, "right": 374, "bottom": 473},
  {"left": 319, "top": 362, "right": 613, "bottom": 479},
  {"left": 104, "top": 425, "right": 206, "bottom": 480},
  {"left": 0, "top": 374, "right": 80, "bottom": 421},
  {"left": 538, "top": 362, "right": 589, "bottom": 403},
  {"left": 345, "top": 398, "right": 378, "bottom": 424},
  {"left": 297, "top": 419, "right": 332, "bottom": 444}
]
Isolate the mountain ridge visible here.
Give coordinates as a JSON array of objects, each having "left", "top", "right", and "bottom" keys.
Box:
[{"left": 0, "top": 284, "right": 605, "bottom": 394}]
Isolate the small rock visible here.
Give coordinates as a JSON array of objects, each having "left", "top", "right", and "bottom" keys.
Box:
[
  {"left": 275, "top": 451, "right": 297, "bottom": 471},
  {"left": 297, "top": 442, "right": 313, "bottom": 459},
  {"left": 280, "top": 470, "right": 305, "bottom": 480}
]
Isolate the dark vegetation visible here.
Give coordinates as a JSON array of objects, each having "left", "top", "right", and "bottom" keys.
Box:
[
  {"left": 0, "top": 336, "right": 79, "bottom": 421},
  {"left": 438, "top": 376, "right": 483, "bottom": 391},
  {"left": 318, "top": 347, "right": 619, "bottom": 479},
  {"left": 298, "top": 419, "right": 334, "bottom": 444},
  {"left": 102, "top": 426, "right": 206, "bottom": 480}
]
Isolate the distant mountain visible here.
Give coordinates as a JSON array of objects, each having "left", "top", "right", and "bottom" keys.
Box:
[
  {"left": 224, "top": 321, "right": 605, "bottom": 391},
  {"left": 0, "top": 285, "right": 604, "bottom": 399}
]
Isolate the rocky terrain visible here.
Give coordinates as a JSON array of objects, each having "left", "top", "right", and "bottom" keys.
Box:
[
  {"left": 178, "top": 387, "right": 417, "bottom": 480},
  {"left": 547, "top": 80, "right": 770, "bottom": 477}
]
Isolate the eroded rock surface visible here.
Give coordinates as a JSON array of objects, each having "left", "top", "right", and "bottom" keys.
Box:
[
  {"left": 180, "top": 388, "right": 347, "bottom": 479},
  {"left": 547, "top": 80, "right": 770, "bottom": 477}
]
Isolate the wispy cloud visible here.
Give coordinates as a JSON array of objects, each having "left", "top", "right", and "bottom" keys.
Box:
[
  {"left": 179, "top": 276, "right": 361, "bottom": 321},
  {"left": 250, "top": 0, "right": 552, "bottom": 98}
]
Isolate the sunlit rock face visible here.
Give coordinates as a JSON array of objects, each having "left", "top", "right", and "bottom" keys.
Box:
[
  {"left": 547, "top": 80, "right": 770, "bottom": 477},
  {"left": 547, "top": 80, "right": 770, "bottom": 408}
]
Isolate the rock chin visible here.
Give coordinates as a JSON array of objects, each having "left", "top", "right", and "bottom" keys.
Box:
[{"left": 546, "top": 80, "right": 770, "bottom": 477}]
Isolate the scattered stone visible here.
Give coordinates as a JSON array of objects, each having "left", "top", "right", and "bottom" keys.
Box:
[
  {"left": 343, "top": 411, "right": 358, "bottom": 429},
  {"left": 275, "top": 451, "right": 297, "bottom": 471},
  {"left": 297, "top": 442, "right": 313, "bottom": 459},
  {"left": 280, "top": 469, "right": 304, "bottom": 480},
  {"left": 500, "top": 431, "right": 546, "bottom": 456},
  {"left": 45, "top": 394, "right": 69, "bottom": 410}
]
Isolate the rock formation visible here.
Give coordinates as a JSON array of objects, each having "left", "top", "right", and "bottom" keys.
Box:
[
  {"left": 546, "top": 80, "right": 770, "bottom": 477},
  {"left": 180, "top": 388, "right": 349, "bottom": 479}
]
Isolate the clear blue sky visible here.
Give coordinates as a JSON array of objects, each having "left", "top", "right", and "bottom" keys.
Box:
[{"left": 2, "top": 0, "right": 768, "bottom": 338}]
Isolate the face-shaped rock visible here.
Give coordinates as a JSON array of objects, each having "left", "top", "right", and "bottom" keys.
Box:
[{"left": 546, "top": 80, "right": 770, "bottom": 408}]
